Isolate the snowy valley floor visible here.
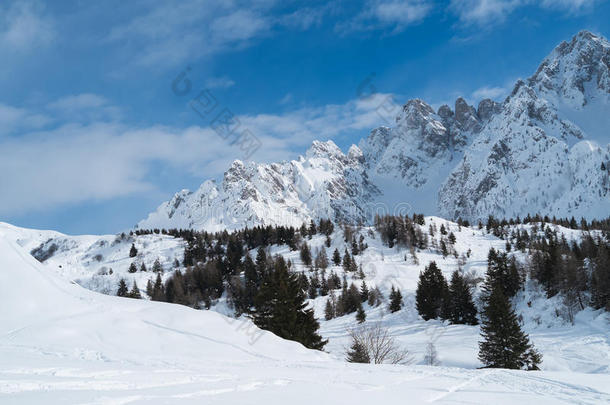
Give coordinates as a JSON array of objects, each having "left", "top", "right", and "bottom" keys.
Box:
[{"left": 1, "top": 220, "right": 610, "bottom": 404}]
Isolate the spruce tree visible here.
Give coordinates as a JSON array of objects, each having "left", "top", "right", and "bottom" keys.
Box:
[
  {"left": 129, "top": 243, "right": 138, "bottom": 258},
  {"left": 128, "top": 281, "right": 141, "bottom": 299},
  {"left": 324, "top": 298, "right": 335, "bottom": 320},
  {"left": 332, "top": 248, "right": 341, "bottom": 266},
  {"left": 360, "top": 280, "right": 369, "bottom": 303},
  {"left": 252, "top": 256, "right": 327, "bottom": 350},
  {"left": 300, "top": 242, "right": 312, "bottom": 266},
  {"left": 151, "top": 273, "right": 165, "bottom": 301},
  {"left": 346, "top": 341, "right": 370, "bottom": 363},
  {"left": 356, "top": 303, "right": 366, "bottom": 323},
  {"left": 128, "top": 262, "right": 137, "bottom": 273},
  {"left": 152, "top": 258, "right": 163, "bottom": 273},
  {"left": 415, "top": 262, "right": 449, "bottom": 320},
  {"left": 448, "top": 270, "right": 478, "bottom": 325},
  {"left": 146, "top": 279, "right": 153, "bottom": 297},
  {"left": 478, "top": 286, "right": 541, "bottom": 370},
  {"left": 388, "top": 286, "right": 403, "bottom": 312},
  {"left": 117, "top": 278, "right": 128, "bottom": 297}
]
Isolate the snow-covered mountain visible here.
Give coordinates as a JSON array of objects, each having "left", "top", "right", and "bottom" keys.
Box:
[
  {"left": 140, "top": 31, "right": 610, "bottom": 232},
  {"left": 139, "top": 140, "right": 378, "bottom": 231}
]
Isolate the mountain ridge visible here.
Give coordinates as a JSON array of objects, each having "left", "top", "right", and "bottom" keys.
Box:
[{"left": 139, "top": 30, "right": 610, "bottom": 231}]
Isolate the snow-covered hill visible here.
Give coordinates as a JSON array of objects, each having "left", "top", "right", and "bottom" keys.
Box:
[
  {"left": 3, "top": 216, "right": 609, "bottom": 375},
  {"left": 2, "top": 226, "right": 610, "bottom": 403},
  {"left": 139, "top": 30, "right": 609, "bottom": 231}
]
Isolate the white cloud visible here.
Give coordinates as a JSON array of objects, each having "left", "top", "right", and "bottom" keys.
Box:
[
  {"left": 0, "top": 1, "right": 55, "bottom": 51},
  {"left": 541, "top": 0, "right": 597, "bottom": 12},
  {"left": 449, "top": 0, "right": 522, "bottom": 26},
  {"left": 338, "top": 0, "right": 432, "bottom": 33},
  {"left": 105, "top": 1, "right": 328, "bottom": 71},
  {"left": 0, "top": 103, "right": 51, "bottom": 135},
  {"left": 0, "top": 93, "right": 397, "bottom": 216},
  {"left": 47, "top": 93, "right": 122, "bottom": 122},
  {"left": 449, "top": 0, "right": 599, "bottom": 26},
  {"left": 471, "top": 85, "right": 508, "bottom": 101},
  {"left": 204, "top": 77, "right": 236, "bottom": 89}
]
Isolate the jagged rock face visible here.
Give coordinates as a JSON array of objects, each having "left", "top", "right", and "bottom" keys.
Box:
[
  {"left": 140, "top": 31, "right": 610, "bottom": 230},
  {"left": 439, "top": 30, "right": 610, "bottom": 221},
  {"left": 138, "top": 141, "right": 379, "bottom": 231}
]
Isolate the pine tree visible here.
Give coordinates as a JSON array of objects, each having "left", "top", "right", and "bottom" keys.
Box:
[
  {"left": 332, "top": 248, "right": 341, "bottom": 266},
  {"left": 129, "top": 243, "right": 138, "bottom": 258},
  {"left": 415, "top": 262, "right": 449, "bottom": 320},
  {"left": 346, "top": 341, "right": 370, "bottom": 363},
  {"left": 152, "top": 258, "right": 163, "bottom": 273},
  {"left": 146, "top": 279, "right": 153, "bottom": 297},
  {"left": 151, "top": 273, "right": 165, "bottom": 301},
  {"left": 252, "top": 256, "right": 327, "bottom": 350},
  {"left": 342, "top": 249, "right": 352, "bottom": 272},
  {"left": 448, "top": 270, "right": 478, "bottom": 325},
  {"left": 388, "top": 286, "right": 403, "bottom": 312},
  {"left": 128, "top": 281, "right": 141, "bottom": 299},
  {"left": 478, "top": 286, "right": 541, "bottom": 370},
  {"left": 300, "top": 242, "right": 312, "bottom": 266},
  {"left": 356, "top": 303, "right": 366, "bottom": 323},
  {"left": 360, "top": 280, "right": 369, "bottom": 303},
  {"left": 140, "top": 262, "right": 147, "bottom": 272},
  {"left": 324, "top": 298, "right": 335, "bottom": 320},
  {"left": 117, "top": 278, "right": 128, "bottom": 297},
  {"left": 128, "top": 262, "right": 137, "bottom": 273}
]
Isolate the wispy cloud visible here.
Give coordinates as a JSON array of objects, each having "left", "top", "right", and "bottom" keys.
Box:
[
  {"left": 337, "top": 0, "right": 432, "bottom": 34},
  {"left": 471, "top": 85, "right": 509, "bottom": 101},
  {"left": 0, "top": 1, "right": 55, "bottom": 51},
  {"left": 47, "top": 93, "right": 122, "bottom": 122},
  {"left": 204, "top": 76, "right": 236, "bottom": 89},
  {"left": 0, "top": 92, "right": 396, "bottom": 216},
  {"left": 448, "top": 0, "right": 599, "bottom": 27}
]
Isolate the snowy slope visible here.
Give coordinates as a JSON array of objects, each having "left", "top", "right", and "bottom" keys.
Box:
[
  {"left": 138, "top": 31, "right": 609, "bottom": 231},
  {"left": 2, "top": 232, "right": 610, "bottom": 404}
]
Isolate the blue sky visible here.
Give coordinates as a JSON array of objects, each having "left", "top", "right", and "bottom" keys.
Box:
[{"left": 1, "top": 0, "right": 609, "bottom": 234}]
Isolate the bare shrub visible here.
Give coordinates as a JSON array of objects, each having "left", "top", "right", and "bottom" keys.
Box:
[{"left": 347, "top": 322, "right": 412, "bottom": 364}]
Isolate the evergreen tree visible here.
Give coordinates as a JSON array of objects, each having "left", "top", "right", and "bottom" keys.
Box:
[
  {"left": 128, "top": 281, "right": 141, "bottom": 299},
  {"left": 140, "top": 262, "right": 147, "bottom": 272},
  {"left": 152, "top": 258, "right": 163, "bottom": 273},
  {"left": 342, "top": 249, "right": 352, "bottom": 272},
  {"left": 448, "top": 270, "right": 478, "bottom": 325},
  {"left": 388, "top": 286, "right": 403, "bottom": 312},
  {"left": 117, "top": 278, "right": 128, "bottom": 297},
  {"left": 128, "top": 262, "right": 137, "bottom": 273},
  {"left": 300, "top": 242, "right": 312, "bottom": 266},
  {"left": 146, "top": 279, "right": 153, "bottom": 297},
  {"left": 415, "top": 262, "right": 449, "bottom": 320},
  {"left": 360, "top": 280, "right": 369, "bottom": 303},
  {"left": 324, "top": 298, "right": 335, "bottom": 320},
  {"left": 346, "top": 341, "right": 370, "bottom": 363},
  {"left": 356, "top": 303, "right": 366, "bottom": 323},
  {"left": 252, "top": 256, "right": 327, "bottom": 350},
  {"left": 151, "top": 273, "right": 165, "bottom": 301},
  {"left": 478, "top": 286, "right": 541, "bottom": 370},
  {"left": 129, "top": 243, "right": 138, "bottom": 258},
  {"left": 332, "top": 248, "right": 341, "bottom": 266}
]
